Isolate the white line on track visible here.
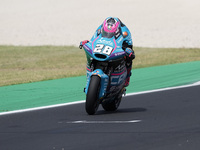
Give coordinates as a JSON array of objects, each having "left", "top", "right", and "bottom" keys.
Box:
[
  {"left": 59, "top": 120, "right": 141, "bottom": 124},
  {"left": 0, "top": 81, "right": 200, "bottom": 116},
  {"left": 0, "top": 101, "right": 84, "bottom": 116},
  {"left": 125, "top": 81, "right": 200, "bottom": 97}
]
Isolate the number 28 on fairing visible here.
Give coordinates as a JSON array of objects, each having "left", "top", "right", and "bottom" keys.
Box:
[{"left": 94, "top": 44, "right": 113, "bottom": 55}]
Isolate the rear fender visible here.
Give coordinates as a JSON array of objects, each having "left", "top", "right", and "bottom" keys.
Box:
[{"left": 85, "top": 69, "right": 109, "bottom": 99}]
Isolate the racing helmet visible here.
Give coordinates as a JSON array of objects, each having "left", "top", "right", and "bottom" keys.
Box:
[{"left": 102, "top": 17, "right": 120, "bottom": 38}]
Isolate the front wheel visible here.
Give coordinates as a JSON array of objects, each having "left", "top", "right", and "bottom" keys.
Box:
[{"left": 85, "top": 76, "right": 101, "bottom": 115}]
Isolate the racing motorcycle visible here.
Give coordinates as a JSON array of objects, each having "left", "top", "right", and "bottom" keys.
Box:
[{"left": 79, "top": 35, "right": 127, "bottom": 115}]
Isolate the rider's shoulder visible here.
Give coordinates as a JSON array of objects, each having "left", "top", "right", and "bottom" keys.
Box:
[
  {"left": 116, "top": 18, "right": 131, "bottom": 38},
  {"left": 120, "top": 25, "right": 131, "bottom": 38}
]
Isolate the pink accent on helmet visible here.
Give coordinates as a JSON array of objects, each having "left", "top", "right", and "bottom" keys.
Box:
[{"left": 103, "top": 19, "right": 120, "bottom": 33}]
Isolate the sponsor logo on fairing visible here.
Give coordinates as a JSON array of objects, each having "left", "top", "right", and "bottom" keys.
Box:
[
  {"left": 115, "top": 51, "right": 125, "bottom": 56},
  {"left": 97, "top": 38, "right": 113, "bottom": 46},
  {"left": 110, "top": 70, "right": 127, "bottom": 85},
  {"left": 83, "top": 45, "right": 92, "bottom": 54}
]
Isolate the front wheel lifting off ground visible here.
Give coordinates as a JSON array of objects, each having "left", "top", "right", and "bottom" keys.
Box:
[{"left": 85, "top": 76, "right": 101, "bottom": 115}]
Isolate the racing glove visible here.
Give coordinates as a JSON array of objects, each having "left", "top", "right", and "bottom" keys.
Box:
[
  {"left": 79, "top": 40, "right": 89, "bottom": 49},
  {"left": 125, "top": 47, "right": 135, "bottom": 60}
]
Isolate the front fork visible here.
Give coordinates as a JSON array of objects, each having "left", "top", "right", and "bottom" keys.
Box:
[{"left": 85, "top": 69, "right": 109, "bottom": 99}]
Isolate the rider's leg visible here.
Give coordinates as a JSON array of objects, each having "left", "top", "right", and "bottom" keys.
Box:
[{"left": 125, "top": 61, "right": 132, "bottom": 87}]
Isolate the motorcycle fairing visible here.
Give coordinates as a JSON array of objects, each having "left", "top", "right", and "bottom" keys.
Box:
[
  {"left": 83, "top": 33, "right": 127, "bottom": 99},
  {"left": 85, "top": 69, "right": 109, "bottom": 99},
  {"left": 83, "top": 34, "right": 125, "bottom": 61}
]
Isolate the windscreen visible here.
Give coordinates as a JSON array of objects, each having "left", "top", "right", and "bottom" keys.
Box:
[{"left": 101, "top": 28, "right": 115, "bottom": 38}]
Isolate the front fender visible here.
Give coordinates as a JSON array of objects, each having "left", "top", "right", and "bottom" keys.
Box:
[{"left": 85, "top": 69, "right": 109, "bottom": 99}]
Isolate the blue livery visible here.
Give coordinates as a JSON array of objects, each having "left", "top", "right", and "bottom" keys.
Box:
[{"left": 80, "top": 17, "right": 132, "bottom": 115}]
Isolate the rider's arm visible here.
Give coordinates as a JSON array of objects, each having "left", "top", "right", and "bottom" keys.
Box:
[
  {"left": 121, "top": 25, "right": 133, "bottom": 49},
  {"left": 121, "top": 26, "right": 135, "bottom": 60}
]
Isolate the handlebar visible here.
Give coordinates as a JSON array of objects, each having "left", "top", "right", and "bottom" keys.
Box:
[{"left": 79, "top": 45, "right": 83, "bottom": 49}]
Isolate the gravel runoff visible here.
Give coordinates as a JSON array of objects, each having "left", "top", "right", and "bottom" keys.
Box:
[{"left": 0, "top": 0, "right": 200, "bottom": 48}]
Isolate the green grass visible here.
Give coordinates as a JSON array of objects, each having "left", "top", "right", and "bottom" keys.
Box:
[{"left": 0, "top": 45, "right": 200, "bottom": 87}]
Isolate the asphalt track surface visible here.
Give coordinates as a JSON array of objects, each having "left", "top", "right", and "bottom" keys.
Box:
[{"left": 0, "top": 85, "right": 200, "bottom": 150}]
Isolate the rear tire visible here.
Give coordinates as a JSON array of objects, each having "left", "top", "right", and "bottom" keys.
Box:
[
  {"left": 85, "top": 76, "right": 101, "bottom": 115},
  {"left": 102, "top": 96, "right": 122, "bottom": 111}
]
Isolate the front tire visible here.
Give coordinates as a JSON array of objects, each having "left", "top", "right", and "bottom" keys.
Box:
[{"left": 85, "top": 76, "right": 101, "bottom": 115}]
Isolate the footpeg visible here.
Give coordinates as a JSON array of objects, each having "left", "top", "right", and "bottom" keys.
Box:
[{"left": 123, "top": 88, "right": 126, "bottom": 96}]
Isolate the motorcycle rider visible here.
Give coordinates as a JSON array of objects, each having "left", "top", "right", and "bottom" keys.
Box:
[{"left": 80, "top": 17, "right": 135, "bottom": 87}]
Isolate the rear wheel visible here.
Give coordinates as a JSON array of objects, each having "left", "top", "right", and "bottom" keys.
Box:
[
  {"left": 102, "top": 96, "right": 122, "bottom": 111},
  {"left": 85, "top": 76, "right": 101, "bottom": 115}
]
